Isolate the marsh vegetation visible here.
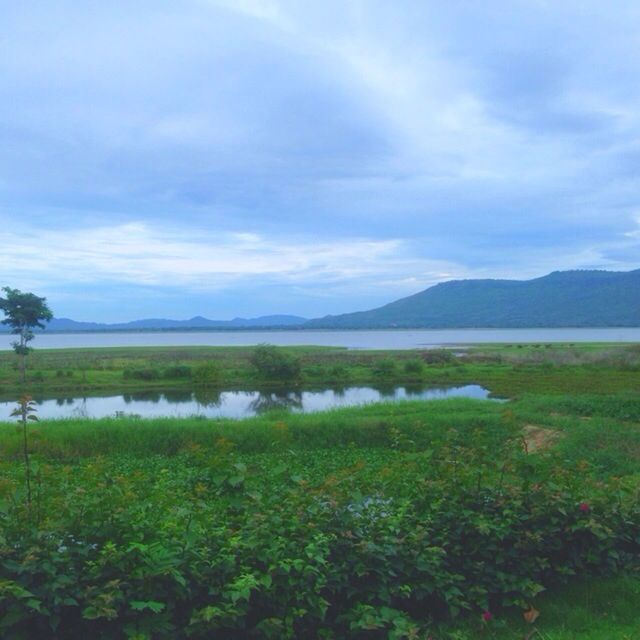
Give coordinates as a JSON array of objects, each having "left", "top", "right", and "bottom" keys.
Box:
[{"left": 0, "top": 344, "right": 638, "bottom": 638}]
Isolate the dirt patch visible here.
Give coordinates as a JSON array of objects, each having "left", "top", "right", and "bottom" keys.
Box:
[{"left": 522, "top": 424, "right": 562, "bottom": 453}]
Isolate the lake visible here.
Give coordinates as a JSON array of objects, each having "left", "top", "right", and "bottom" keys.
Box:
[
  {"left": 0, "top": 327, "right": 638, "bottom": 351},
  {"left": 0, "top": 384, "right": 493, "bottom": 421}
]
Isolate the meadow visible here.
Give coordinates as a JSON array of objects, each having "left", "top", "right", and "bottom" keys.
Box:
[
  {"left": 0, "top": 344, "right": 638, "bottom": 638},
  {"left": 1, "top": 342, "right": 640, "bottom": 397}
]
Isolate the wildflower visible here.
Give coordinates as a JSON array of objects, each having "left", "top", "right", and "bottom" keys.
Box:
[
  {"left": 579, "top": 502, "right": 590, "bottom": 513},
  {"left": 482, "top": 610, "right": 493, "bottom": 622}
]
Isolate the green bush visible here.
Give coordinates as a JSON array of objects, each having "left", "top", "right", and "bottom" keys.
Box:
[
  {"left": 122, "top": 368, "right": 161, "bottom": 381},
  {"left": 250, "top": 344, "right": 301, "bottom": 381},
  {"left": 422, "top": 349, "right": 455, "bottom": 364},
  {"left": 193, "top": 362, "right": 221, "bottom": 386},
  {"left": 403, "top": 358, "right": 424, "bottom": 375},
  {"left": 0, "top": 444, "right": 637, "bottom": 638},
  {"left": 163, "top": 365, "right": 192, "bottom": 379},
  {"left": 328, "top": 364, "right": 350, "bottom": 381},
  {"left": 373, "top": 358, "right": 397, "bottom": 377}
]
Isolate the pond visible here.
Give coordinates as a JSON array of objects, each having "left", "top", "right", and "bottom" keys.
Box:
[{"left": 0, "top": 384, "right": 494, "bottom": 421}]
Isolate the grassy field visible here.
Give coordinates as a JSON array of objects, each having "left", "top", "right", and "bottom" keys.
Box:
[
  {"left": 0, "top": 394, "right": 639, "bottom": 637},
  {"left": 1, "top": 342, "right": 639, "bottom": 397},
  {"left": 0, "top": 344, "right": 638, "bottom": 638}
]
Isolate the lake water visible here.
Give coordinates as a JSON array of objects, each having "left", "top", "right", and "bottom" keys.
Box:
[
  {"left": 0, "top": 328, "right": 638, "bottom": 351},
  {"left": 0, "top": 384, "right": 492, "bottom": 421}
]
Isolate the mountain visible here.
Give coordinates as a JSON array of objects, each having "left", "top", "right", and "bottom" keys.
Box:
[
  {"left": 0, "top": 315, "right": 308, "bottom": 333},
  {"left": 2, "top": 269, "right": 638, "bottom": 332},
  {"left": 305, "top": 269, "right": 640, "bottom": 328}
]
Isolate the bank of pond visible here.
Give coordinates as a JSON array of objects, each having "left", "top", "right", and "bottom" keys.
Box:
[
  {"left": 0, "top": 383, "right": 495, "bottom": 420},
  {"left": 0, "top": 395, "right": 638, "bottom": 638}
]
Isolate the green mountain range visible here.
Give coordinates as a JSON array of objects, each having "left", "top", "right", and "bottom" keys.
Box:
[
  {"left": 3, "top": 269, "right": 638, "bottom": 332},
  {"left": 305, "top": 269, "right": 640, "bottom": 328}
]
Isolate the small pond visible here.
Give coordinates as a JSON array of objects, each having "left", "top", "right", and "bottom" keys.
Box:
[{"left": 0, "top": 384, "right": 494, "bottom": 421}]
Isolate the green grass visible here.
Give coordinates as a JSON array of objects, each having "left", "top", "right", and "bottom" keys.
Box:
[
  {"left": 0, "top": 397, "right": 510, "bottom": 459},
  {"left": 439, "top": 574, "right": 640, "bottom": 639},
  {"left": 0, "top": 395, "right": 638, "bottom": 637},
  {"left": 0, "top": 343, "right": 639, "bottom": 398},
  {"left": 0, "top": 344, "right": 638, "bottom": 637}
]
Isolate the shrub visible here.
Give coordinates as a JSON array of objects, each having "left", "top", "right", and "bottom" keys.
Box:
[
  {"left": 403, "top": 359, "right": 424, "bottom": 375},
  {"left": 373, "top": 359, "right": 397, "bottom": 378},
  {"left": 163, "top": 365, "right": 192, "bottom": 379},
  {"left": 193, "top": 362, "right": 221, "bottom": 386},
  {"left": 122, "top": 368, "right": 161, "bottom": 381},
  {"left": 422, "top": 349, "right": 455, "bottom": 365},
  {"left": 304, "top": 364, "right": 326, "bottom": 378},
  {"left": 328, "top": 364, "right": 350, "bottom": 381},
  {"left": 250, "top": 344, "right": 301, "bottom": 381},
  {"left": 0, "top": 445, "right": 637, "bottom": 638}
]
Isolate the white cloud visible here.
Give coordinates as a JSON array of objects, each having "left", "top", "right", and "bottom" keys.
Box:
[
  {"left": 0, "top": 222, "right": 468, "bottom": 294},
  {"left": 625, "top": 215, "right": 640, "bottom": 238},
  {"left": 205, "top": 0, "right": 294, "bottom": 31}
]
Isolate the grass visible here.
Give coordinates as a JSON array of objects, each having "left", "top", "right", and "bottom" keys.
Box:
[
  {"left": 0, "top": 343, "right": 638, "bottom": 637},
  {"left": 0, "top": 395, "right": 638, "bottom": 637},
  {"left": 441, "top": 575, "right": 640, "bottom": 639},
  {"left": 0, "top": 343, "right": 639, "bottom": 397},
  {"left": 0, "top": 397, "right": 510, "bottom": 459}
]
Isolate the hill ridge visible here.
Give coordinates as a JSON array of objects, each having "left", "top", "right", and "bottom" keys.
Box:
[{"left": 304, "top": 268, "right": 640, "bottom": 328}]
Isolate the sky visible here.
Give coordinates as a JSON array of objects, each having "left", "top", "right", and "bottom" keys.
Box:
[{"left": 1, "top": 0, "right": 639, "bottom": 322}]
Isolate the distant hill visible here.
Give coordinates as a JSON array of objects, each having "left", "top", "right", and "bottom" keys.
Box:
[
  {"left": 0, "top": 315, "right": 308, "bottom": 333},
  {"left": 2, "top": 269, "right": 638, "bottom": 332},
  {"left": 305, "top": 269, "right": 640, "bottom": 328}
]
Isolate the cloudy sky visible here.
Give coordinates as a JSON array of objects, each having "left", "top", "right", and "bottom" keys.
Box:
[{"left": 2, "top": 1, "right": 639, "bottom": 321}]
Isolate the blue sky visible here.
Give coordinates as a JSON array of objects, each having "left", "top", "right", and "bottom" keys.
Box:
[{"left": 1, "top": 1, "right": 639, "bottom": 321}]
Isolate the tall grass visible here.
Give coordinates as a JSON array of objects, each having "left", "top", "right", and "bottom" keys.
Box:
[{"left": 0, "top": 398, "right": 509, "bottom": 459}]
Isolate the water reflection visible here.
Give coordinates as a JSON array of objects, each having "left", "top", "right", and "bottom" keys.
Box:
[
  {"left": 0, "top": 384, "right": 495, "bottom": 421},
  {"left": 249, "top": 390, "right": 303, "bottom": 414},
  {"left": 373, "top": 384, "right": 397, "bottom": 399},
  {"left": 193, "top": 389, "right": 222, "bottom": 408},
  {"left": 163, "top": 389, "right": 193, "bottom": 404}
]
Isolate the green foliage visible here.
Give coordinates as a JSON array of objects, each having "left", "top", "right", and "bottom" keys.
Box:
[
  {"left": 422, "top": 349, "right": 455, "bottom": 364},
  {"left": 123, "top": 368, "right": 161, "bottom": 381},
  {"left": 304, "top": 269, "right": 640, "bottom": 328},
  {"left": 0, "top": 345, "right": 638, "bottom": 637},
  {"left": 0, "top": 438, "right": 637, "bottom": 637},
  {"left": 162, "top": 365, "right": 192, "bottom": 379},
  {"left": 193, "top": 362, "right": 220, "bottom": 386},
  {"left": 328, "top": 364, "right": 350, "bottom": 381},
  {"left": 0, "top": 287, "right": 53, "bottom": 383},
  {"left": 1, "top": 344, "right": 639, "bottom": 397},
  {"left": 9, "top": 395, "right": 39, "bottom": 512},
  {"left": 403, "top": 358, "right": 425, "bottom": 375},
  {"left": 373, "top": 358, "right": 397, "bottom": 377},
  {"left": 250, "top": 344, "right": 301, "bottom": 381}
]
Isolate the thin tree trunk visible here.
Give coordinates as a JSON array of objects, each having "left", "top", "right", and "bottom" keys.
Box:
[
  {"left": 21, "top": 404, "right": 31, "bottom": 508},
  {"left": 19, "top": 328, "right": 26, "bottom": 384}
]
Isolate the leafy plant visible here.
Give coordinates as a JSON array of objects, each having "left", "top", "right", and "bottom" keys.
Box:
[
  {"left": 373, "top": 358, "right": 397, "bottom": 378},
  {"left": 193, "top": 362, "right": 221, "bottom": 386},
  {"left": 163, "top": 365, "right": 192, "bottom": 379},
  {"left": 403, "top": 358, "right": 425, "bottom": 375},
  {"left": 0, "top": 287, "right": 53, "bottom": 383},
  {"left": 9, "top": 395, "right": 39, "bottom": 509},
  {"left": 250, "top": 344, "right": 301, "bottom": 381}
]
